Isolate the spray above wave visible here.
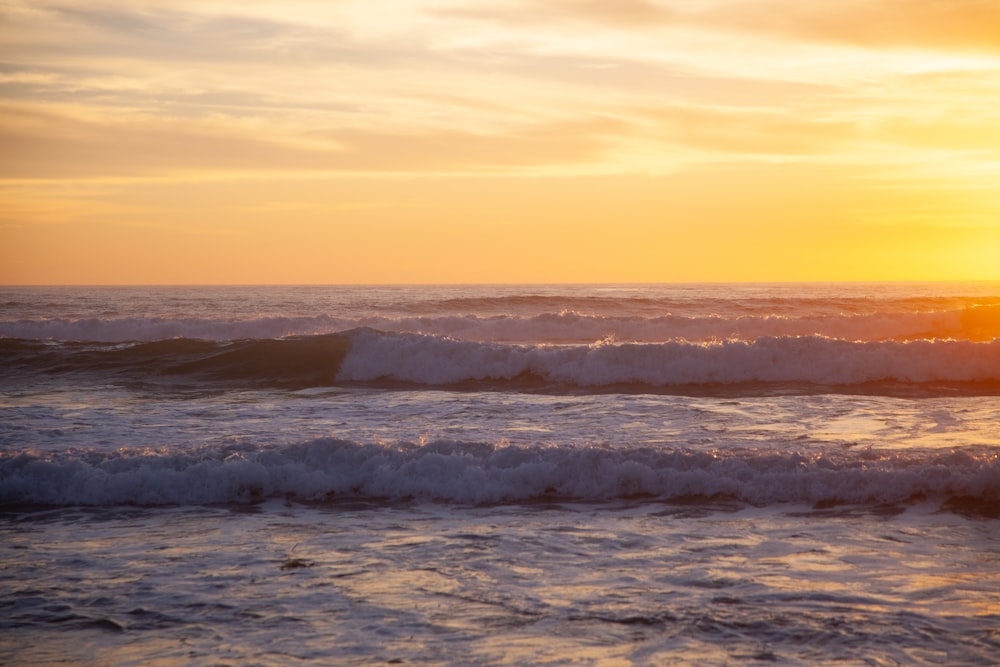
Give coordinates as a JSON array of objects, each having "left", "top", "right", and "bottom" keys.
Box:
[{"left": 2, "top": 438, "right": 997, "bottom": 509}]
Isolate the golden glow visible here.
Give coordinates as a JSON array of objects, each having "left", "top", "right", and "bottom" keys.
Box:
[{"left": 2, "top": 0, "right": 999, "bottom": 283}]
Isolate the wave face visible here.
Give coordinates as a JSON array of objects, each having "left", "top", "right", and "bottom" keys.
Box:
[
  {"left": 338, "top": 330, "right": 1000, "bottom": 390},
  {"left": 2, "top": 438, "right": 997, "bottom": 508},
  {"left": 1, "top": 334, "right": 351, "bottom": 389},
  {"left": 4, "top": 329, "right": 999, "bottom": 394}
]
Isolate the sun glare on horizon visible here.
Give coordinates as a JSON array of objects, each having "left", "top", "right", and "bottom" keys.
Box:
[{"left": 2, "top": 0, "right": 999, "bottom": 284}]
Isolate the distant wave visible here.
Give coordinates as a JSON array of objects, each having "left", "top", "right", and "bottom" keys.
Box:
[
  {"left": 416, "top": 293, "right": 1000, "bottom": 318},
  {"left": 3, "top": 329, "right": 1000, "bottom": 395},
  {"left": 2, "top": 302, "right": 999, "bottom": 343},
  {"left": 1, "top": 334, "right": 351, "bottom": 388},
  {"left": 2, "top": 438, "right": 997, "bottom": 508}
]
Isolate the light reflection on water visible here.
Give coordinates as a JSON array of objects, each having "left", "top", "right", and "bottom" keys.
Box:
[
  {"left": 5, "top": 387, "right": 1000, "bottom": 456},
  {"left": 2, "top": 501, "right": 997, "bottom": 666}
]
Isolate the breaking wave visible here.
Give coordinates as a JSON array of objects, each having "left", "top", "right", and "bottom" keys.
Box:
[
  {"left": 3, "top": 329, "right": 1000, "bottom": 393},
  {"left": 339, "top": 329, "right": 1000, "bottom": 389},
  {"left": 2, "top": 438, "right": 997, "bottom": 509}
]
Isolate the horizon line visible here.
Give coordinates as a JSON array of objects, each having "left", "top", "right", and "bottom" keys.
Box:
[{"left": 4, "top": 279, "right": 999, "bottom": 288}]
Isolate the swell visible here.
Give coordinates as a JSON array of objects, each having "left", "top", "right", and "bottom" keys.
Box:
[
  {"left": 1, "top": 334, "right": 351, "bottom": 389},
  {"left": 2, "top": 438, "right": 997, "bottom": 509},
  {"left": 3, "top": 303, "right": 1000, "bottom": 345},
  {"left": 4, "top": 329, "right": 1000, "bottom": 394}
]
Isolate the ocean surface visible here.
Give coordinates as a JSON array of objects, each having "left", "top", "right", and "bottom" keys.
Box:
[{"left": 1, "top": 283, "right": 998, "bottom": 666}]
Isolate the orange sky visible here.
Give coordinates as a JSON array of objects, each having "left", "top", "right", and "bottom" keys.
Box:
[{"left": 2, "top": 0, "right": 999, "bottom": 284}]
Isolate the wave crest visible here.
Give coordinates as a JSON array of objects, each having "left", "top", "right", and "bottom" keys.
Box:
[
  {"left": 340, "top": 330, "right": 1000, "bottom": 388},
  {"left": 2, "top": 439, "right": 996, "bottom": 508},
  {"left": 4, "top": 330, "right": 1000, "bottom": 393}
]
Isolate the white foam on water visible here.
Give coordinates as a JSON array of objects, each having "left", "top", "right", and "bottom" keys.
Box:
[
  {"left": 338, "top": 331, "right": 1000, "bottom": 387},
  {"left": 3, "top": 438, "right": 997, "bottom": 507}
]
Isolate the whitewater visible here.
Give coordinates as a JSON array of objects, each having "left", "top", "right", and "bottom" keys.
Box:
[{"left": 1, "top": 283, "right": 998, "bottom": 665}]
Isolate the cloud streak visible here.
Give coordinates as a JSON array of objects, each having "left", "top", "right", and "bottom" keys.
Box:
[
  {"left": 721, "top": 0, "right": 1000, "bottom": 52},
  {"left": 0, "top": 102, "right": 629, "bottom": 178},
  {"left": 3, "top": 0, "right": 999, "bottom": 176},
  {"left": 438, "top": 0, "right": 1000, "bottom": 52}
]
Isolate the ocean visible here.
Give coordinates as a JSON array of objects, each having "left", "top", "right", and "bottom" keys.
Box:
[{"left": 1, "top": 283, "right": 998, "bottom": 666}]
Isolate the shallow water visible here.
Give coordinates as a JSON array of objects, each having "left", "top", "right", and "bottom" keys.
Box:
[{"left": 3, "top": 500, "right": 998, "bottom": 666}]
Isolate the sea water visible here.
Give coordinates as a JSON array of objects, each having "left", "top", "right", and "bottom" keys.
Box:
[{"left": 1, "top": 284, "right": 998, "bottom": 665}]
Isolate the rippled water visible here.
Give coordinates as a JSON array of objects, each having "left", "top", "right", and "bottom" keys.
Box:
[{"left": 3, "top": 500, "right": 998, "bottom": 666}]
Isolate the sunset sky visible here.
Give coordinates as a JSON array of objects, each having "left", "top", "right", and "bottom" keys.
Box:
[{"left": 2, "top": 0, "right": 999, "bottom": 284}]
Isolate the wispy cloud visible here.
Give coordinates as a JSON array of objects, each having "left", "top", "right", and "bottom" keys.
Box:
[
  {"left": 0, "top": 100, "right": 629, "bottom": 177},
  {"left": 715, "top": 0, "right": 1000, "bottom": 52},
  {"left": 4, "top": 0, "right": 999, "bottom": 175},
  {"left": 434, "top": 0, "right": 678, "bottom": 27},
  {"left": 2, "top": 0, "right": 999, "bottom": 282},
  {"left": 437, "top": 0, "right": 1000, "bottom": 52}
]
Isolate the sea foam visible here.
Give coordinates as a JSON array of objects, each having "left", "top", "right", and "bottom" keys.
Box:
[
  {"left": 2, "top": 439, "right": 997, "bottom": 507},
  {"left": 339, "top": 330, "right": 1000, "bottom": 387}
]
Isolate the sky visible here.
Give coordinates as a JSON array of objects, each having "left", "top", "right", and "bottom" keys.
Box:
[{"left": 2, "top": 0, "right": 999, "bottom": 284}]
